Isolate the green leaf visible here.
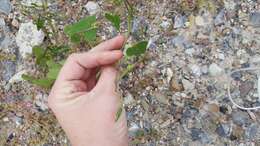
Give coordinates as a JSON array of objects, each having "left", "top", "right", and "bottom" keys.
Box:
[
  {"left": 47, "top": 67, "right": 61, "bottom": 80},
  {"left": 46, "top": 60, "right": 62, "bottom": 80},
  {"left": 22, "top": 74, "right": 54, "bottom": 88},
  {"left": 84, "top": 28, "right": 97, "bottom": 42},
  {"left": 70, "top": 33, "right": 81, "bottom": 44},
  {"left": 64, "top": 16, "right": 96, "bottom": 35},
  {"left": 33, "top": 46, "right": 44, "bottom": 58},
  {"left": 125, "top": 41, "right": 148, "bottom": 57},
  {"left": 115, "top": 106, "right": 123, "bottom": 122},
  {"left": 35, "top": 17, "right": 45, "bottom": 30},
  {"left": 32, "top": 46, "right": 47, "bottom": 66},
  {"left": 105, "top": 13, "right": 121, "bottom": 31},
  {"left": 113, "top": 0, "right": 123, "bottom": 5}
]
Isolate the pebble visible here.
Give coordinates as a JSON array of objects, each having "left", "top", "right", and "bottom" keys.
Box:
[
  {"left": 216, "top": 124, "right": 230, "bottom": 137},
  {"left": 245, "top": 123, "right": 258, "bottom": 139},
  {"left": 239, "top": 81, "right": 254, "bottom": 97},
  {"left": 209, "top": 63, "right": 223, "bottom": 76},
  {"left": 195, "top": 16, "right": 205, "bottom": 26},
  {"left": 182, "top": 79, "right": 194, "bottom": 90},
  {"left": 21, "top": 0, "right": 42, "bottom": 6},
  {"left": 190, "top": 64, "right": 201, "bottom": 77},
  {"left": 0, "top": 18, "right": 5, "bottom": 26},
  {"left": 214, "top": 9, "right": 225, "bottom": 26},
  {"left": 3, "top": 117, "right": 9, "bottom": 122},
  {"left": 0, "top": 0, "right": 11, "bottom": 15},
  {"left": 160, "top": 20, "right": 171, "bottom": 29},
  {"left": 84, "top": 1, "right": 100, "bottom": 15},
  {"left": 15, "top": 22, "right": 45, "bottom": 58},
  {"left": 171, "top": 79, "right": 184, "bottom": 92},
  {"left": 128, "top": 123, "right": 141, "bottom": 137},
  {"left": 232, "top": 111, "right": 250, "bottom": 126},
  {"left": 173, "top": 15, "right": 186, "bottom": 29},
  {"left": 249, "top": 12, "right": 260, "bottom": 27}
]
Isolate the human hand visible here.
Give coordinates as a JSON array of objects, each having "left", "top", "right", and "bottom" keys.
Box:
[{"left": 48, "top": 35, "right": 128, "bottom": 146}]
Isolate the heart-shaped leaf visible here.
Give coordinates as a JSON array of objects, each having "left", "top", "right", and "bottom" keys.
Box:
[
  {"left": 105, "top": 13, "right": 121, "bottom": 31},
  {"left": 125, "top": 41, "right": 148, "bottom": 57}
]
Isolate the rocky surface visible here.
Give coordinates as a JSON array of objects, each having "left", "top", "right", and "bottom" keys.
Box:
[{"left": 1, "top": 0, "right": 260, "bottom": 146}]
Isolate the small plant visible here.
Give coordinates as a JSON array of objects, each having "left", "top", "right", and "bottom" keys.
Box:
[{"left": 23, "top": 0, "right": 148, "bottom": 90}]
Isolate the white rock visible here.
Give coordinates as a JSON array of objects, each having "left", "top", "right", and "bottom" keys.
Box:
[
  {"left": 182, "top": 79, "right": 194, "bottom": 90},
  {"left": 3, "top": 117, "right": 9, "bottom": 122},
  {"left": 195, "top": 16, "right": 205, "bottom": 26},
  {"left": 35, "top": 93, "right": 49, "bottom": 111},
  {"left": 209, "top": 63, "right": 223, "bottom": 76},
  {"left": 16, "top": 22, "right": 45, "bottom": 58},
  {"left": 21, "top": 0, "right": 42, "bottom": 6},
  {"left": 85, "top": 1, "right": 100, "bottom": 15},
  {"left": 160, "top": 20, "right": 171, "bottom": 29},
  {"left": 8, "top": 70, "right": 27, "bottom": 83},
  {"left": 0, "top": 18, "right": 5, "bottom": 26},
  {"left": 190, "top": 64, "right": 201, "bottom": 76},
  {"left": 185, "top": 48, "right": 195, "bottom": 55}
]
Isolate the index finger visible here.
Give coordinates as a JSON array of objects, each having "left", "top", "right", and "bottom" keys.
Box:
[{"left": 90, "top": 35, "right": 125, "bottom": 52}]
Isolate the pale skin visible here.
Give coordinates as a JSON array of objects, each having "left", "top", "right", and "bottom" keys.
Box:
[{"left": 48, "top": 35, "right": 128, "bottom": 146}]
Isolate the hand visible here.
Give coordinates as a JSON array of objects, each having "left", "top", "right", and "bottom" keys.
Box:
[{"left": 48, "top": 35, "right": 128, "bottom": 146}]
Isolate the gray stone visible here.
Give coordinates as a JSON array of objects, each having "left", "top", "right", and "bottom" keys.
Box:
[
  {"left": 0, "top": 0, "right": 11, "bottom": 15},
  {"left": 239, "top": 81, "right": 254, "bottom": 97},
  {"left": 128, "top": 123, "right": 141, "bottom": 137},
  {"left": 84, "top": 1, "right": 100, "bottom": 15},
  {"left": 245, "top": 123, "right": 258, "bottom": 139},
  {"left": 190, "top": 128, "right": 210, "bottom": 143},
  {"left": 232, "top": 111, "right": 250, "bottom": 126},
  {"left": 173, "top": 15, "right": 186, "bottom": 29},
  {"left": 0, "top": 61, "right": 16, "bottom": 81},
  {"left": 216, "top": 124, "right": 230, "bottom": 137},
  {"left": 249, "top": 12, "right": 260, "bottom": 27},
  {"left": 182, "top": 79, "right": 194, "bottom": 90},
  {"left": 215, "top": 10, "right": 225, "bottom": 26},
  {"left": 209, "top": 63, "right": 223, "bottom": 76}
]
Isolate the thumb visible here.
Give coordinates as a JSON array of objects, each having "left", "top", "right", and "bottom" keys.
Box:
[{"left": 94, "top": 66, "right": 118, "bottom": 94}]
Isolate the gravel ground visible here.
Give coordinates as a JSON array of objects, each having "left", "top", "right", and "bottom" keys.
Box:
[{"left": 1, "top": 0, "right": 260, "bottom": 146}]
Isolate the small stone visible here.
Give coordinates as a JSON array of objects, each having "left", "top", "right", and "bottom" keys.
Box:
[
  {"left": 0, "top": 0, "right": 11, "bottom": 15},
  {"left": 154, "top": 92, "right": 168, "bottom": 105},
  {"left": 201, "top": 65, "right": 208, "bottom": 74},
  {"left": 204, "top": 103, "right": 219, "bottom": 113},
  {"left": 21, "top": 0, "right": 42, "bottom": 6},
  {"left": 182, "top": 79, "right": 194, "bottom": 90},
  {"left": 231, "top": 72, "right": 242, "bottom": 81},
  {"left": 16, "top": 22, "right": 45, "bottom": 58},
  {"left": 190, "top": 64, "right": 201, "bottom": 76},
  {"left": 124, "top": 92, "right": 134, "bottom": 105},
  {"left": 245, "top": 123, "right": 258, "bottom": 139},
  {"left": 171, "top": 79, "right": 184, "bottom": 92},
  {"left": 160, "top": 20, "right": 171, "bottom": 29},
  {"left": 232, "top": 111, "right": 250, "bottom": 126},
  {"left": 239, "top": 81, "right": 254, "bottom": 97},
  {"left": 128, "top": 123, "right": 141, "bottom": 137},
  {"left": 214, "top": 9, "right": 225, "bottom": 26},
  {"left": 0, "top": 18, "right": 5, "bottom": 26},
  {"left": 249, "top": 12, "right": 260, "bottom": 27},
  {"left": 85, "top": 1, "right": 100, "bottom": 15},
  {"left": 11, "top": 19, "right": 19, "bottom": 28},
  {"left": 173, "top": 15, "right": 186, "bottom": 29},
  {"left": 8, "top": 70, "right": 27, "bottom": 83},
  {"left": 209, "top": 63, "right": 223, "bottom": 76},
  {"left": 195, "top": 16, "right": 205, "bottom": 26},
  {"left": 231, "top": 125, "right": 244, "bottom": 140},
  {"left": 185, "top": 48, "right": 195, "bottom": 55},
  {"left": 3, "top": 117, "right": 9, "bottom": 122},
  {"left": 216, "top": 124, "right": 230, "bottom": 137}
]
